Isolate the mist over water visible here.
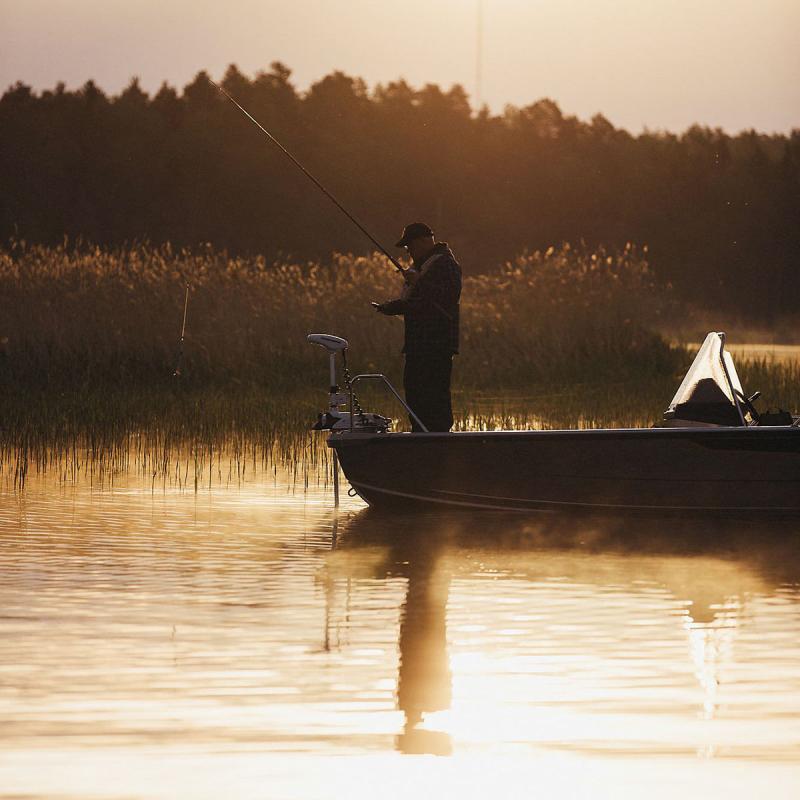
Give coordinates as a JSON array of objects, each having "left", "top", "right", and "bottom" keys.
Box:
[{"left": 1, "top": 455, "right": 799, "bottom": 799}]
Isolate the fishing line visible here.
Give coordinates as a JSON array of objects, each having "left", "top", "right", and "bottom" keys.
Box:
[
  {"left": 208, "top": 78, "right": 406, "bottom": 276},
  {"left": 173, "top": 284, "right": 190, "bottom": 377}
]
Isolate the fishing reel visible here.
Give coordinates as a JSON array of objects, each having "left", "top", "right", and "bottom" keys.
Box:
[{"left": 307, "top": 334, "right": 391, "bottom": 433}]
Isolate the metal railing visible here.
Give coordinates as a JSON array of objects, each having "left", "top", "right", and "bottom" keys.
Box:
[
  {"left": 348, "top": 374, "right": 429, "bottom": 432},
  {"left": 717, "top": 332, "right": 748, "bottom": 426}
]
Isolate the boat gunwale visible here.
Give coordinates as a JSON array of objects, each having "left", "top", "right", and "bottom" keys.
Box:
[{"left": 327, "top": 425, "right": 800, "bottom": 446}]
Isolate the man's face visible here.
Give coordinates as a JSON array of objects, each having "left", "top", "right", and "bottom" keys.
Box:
[{"left": 406, "top": 235, "right": 434, "bottom": 263}]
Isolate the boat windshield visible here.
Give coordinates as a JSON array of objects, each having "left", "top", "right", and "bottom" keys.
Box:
[{"left": 665, "top": 332, "right": 746, "bottom": 426}]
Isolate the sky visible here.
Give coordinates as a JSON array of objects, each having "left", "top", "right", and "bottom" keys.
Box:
[{"left": 1, "top": 0, "right": 798, "bottom": 134}]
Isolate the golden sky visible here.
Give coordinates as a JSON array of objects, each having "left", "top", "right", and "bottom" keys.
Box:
[{"left": 1, "top": 0, "right": 798, "bottom": 133}]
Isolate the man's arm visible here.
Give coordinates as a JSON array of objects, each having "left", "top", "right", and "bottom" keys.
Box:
[
  {"left": 374, "top": 270, "right": 420, "bottom": 315},
  {"left": 375, "top": 257, "right": 460, "bottom": 317},
  {"left": 399, "top": 258, "right": 461, "bottom": 317},
  {"left": 376, "top": 298, "right": 407, "bottom": 315}
]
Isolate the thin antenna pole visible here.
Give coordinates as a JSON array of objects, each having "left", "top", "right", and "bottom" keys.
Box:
[
  {"left": 476, "top": 0, "right": 484, "bottom": 108},
  {"left": 208, "top": 78, "right": 405, "bottom": 275}
]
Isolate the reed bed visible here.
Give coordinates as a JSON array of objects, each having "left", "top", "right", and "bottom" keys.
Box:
[
  {"left": 0, "top": 240, "right": 676, "bottom": 390},
  {"left": 1, "top": 241, "right": 797, "bottom": 489},
  {"left": 4, "top": 361, "right": 797, "bottom": 492}
]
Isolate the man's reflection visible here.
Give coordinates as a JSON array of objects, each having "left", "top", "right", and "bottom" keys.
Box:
[
  {"left": 394, "top": 531, "right": 452, "bottom": 755},
  {"left": 329, "top": 516, "right": 454, "bottom": 755}
]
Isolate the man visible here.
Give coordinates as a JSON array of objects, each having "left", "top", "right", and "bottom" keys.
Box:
[{"left": 375, "top": 222, "right": 462, "bottom": 432}]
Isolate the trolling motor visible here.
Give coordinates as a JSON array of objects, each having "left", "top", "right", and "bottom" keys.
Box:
[{"left": 307, "top": 334, "right": 391, "bottom": 432}]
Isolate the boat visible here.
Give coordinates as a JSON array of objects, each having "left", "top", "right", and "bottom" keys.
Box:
[{"left": 308, "top": 332, "right": 800, "bottom": 514}]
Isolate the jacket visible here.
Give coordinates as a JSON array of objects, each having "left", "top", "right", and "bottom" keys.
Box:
[{"left": 380, "top": 243, "right": 462, "bottom": 355}]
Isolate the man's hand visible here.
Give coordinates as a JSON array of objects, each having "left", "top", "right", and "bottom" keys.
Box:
[
  {"left": 371, "top": 301, "right": 389, "bottom": 314},
  {"left": 402, "top": 268, "right": 419, "bottom": 287}
]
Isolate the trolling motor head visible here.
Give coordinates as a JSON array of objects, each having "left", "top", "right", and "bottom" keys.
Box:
[
  {"left": 307, "top": 333, "right": 349, "bottom": 354},
  {"left": 307, "top": 334, "right": 349, "bottom": 392},
  {"left": 307, "top": 333, "right": 390, "bottom": 432}
]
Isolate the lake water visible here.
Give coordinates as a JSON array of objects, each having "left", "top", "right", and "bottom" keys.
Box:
[
  {"left": 2, "top": 456, "right": 799, "bottom": 799},
  {"left": 697, "top": 343, "right": 800, "bottom": 364}
]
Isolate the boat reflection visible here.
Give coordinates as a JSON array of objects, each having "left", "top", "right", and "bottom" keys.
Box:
[{"left": 323, "top": 509, "right": 799, "bottom": 754}]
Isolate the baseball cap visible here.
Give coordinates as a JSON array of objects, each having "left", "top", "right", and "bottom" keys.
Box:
[{"left": 395, "top": 222, "right": 434, "bottom": 248}]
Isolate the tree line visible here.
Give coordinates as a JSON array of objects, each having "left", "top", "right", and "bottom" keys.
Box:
[{"left": 1, "top": 62, "right": 798, "bottom": 319}]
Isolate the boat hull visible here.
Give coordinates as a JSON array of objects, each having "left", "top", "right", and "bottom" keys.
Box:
[{"left": 329, "top": 427, "right": 800, "bottom": 514}]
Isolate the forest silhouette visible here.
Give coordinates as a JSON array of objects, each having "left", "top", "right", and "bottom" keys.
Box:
[{"left": 1, "top": 63, "right": 797, "bottom": 320}]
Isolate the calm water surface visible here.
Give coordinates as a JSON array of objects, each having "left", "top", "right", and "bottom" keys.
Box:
[
  {"left": 1, "top": 455, "right": 799, "bottom": 799},
  {"left": 718, "top": 343, "right": 800, "bottom": 364}
]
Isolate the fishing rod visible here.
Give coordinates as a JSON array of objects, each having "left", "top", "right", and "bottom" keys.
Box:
[{"left": 208, "top": 78, "right": 406, "bottom": 277}]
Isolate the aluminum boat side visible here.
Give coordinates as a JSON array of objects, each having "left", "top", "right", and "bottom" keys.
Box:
[{"left": 329, "top": 426, "right": 800, "bottom": 514}]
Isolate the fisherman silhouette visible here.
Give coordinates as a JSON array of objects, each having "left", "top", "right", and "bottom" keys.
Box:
[{"left": 375, "top": 223, "right": 462, "bottom": 432}]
